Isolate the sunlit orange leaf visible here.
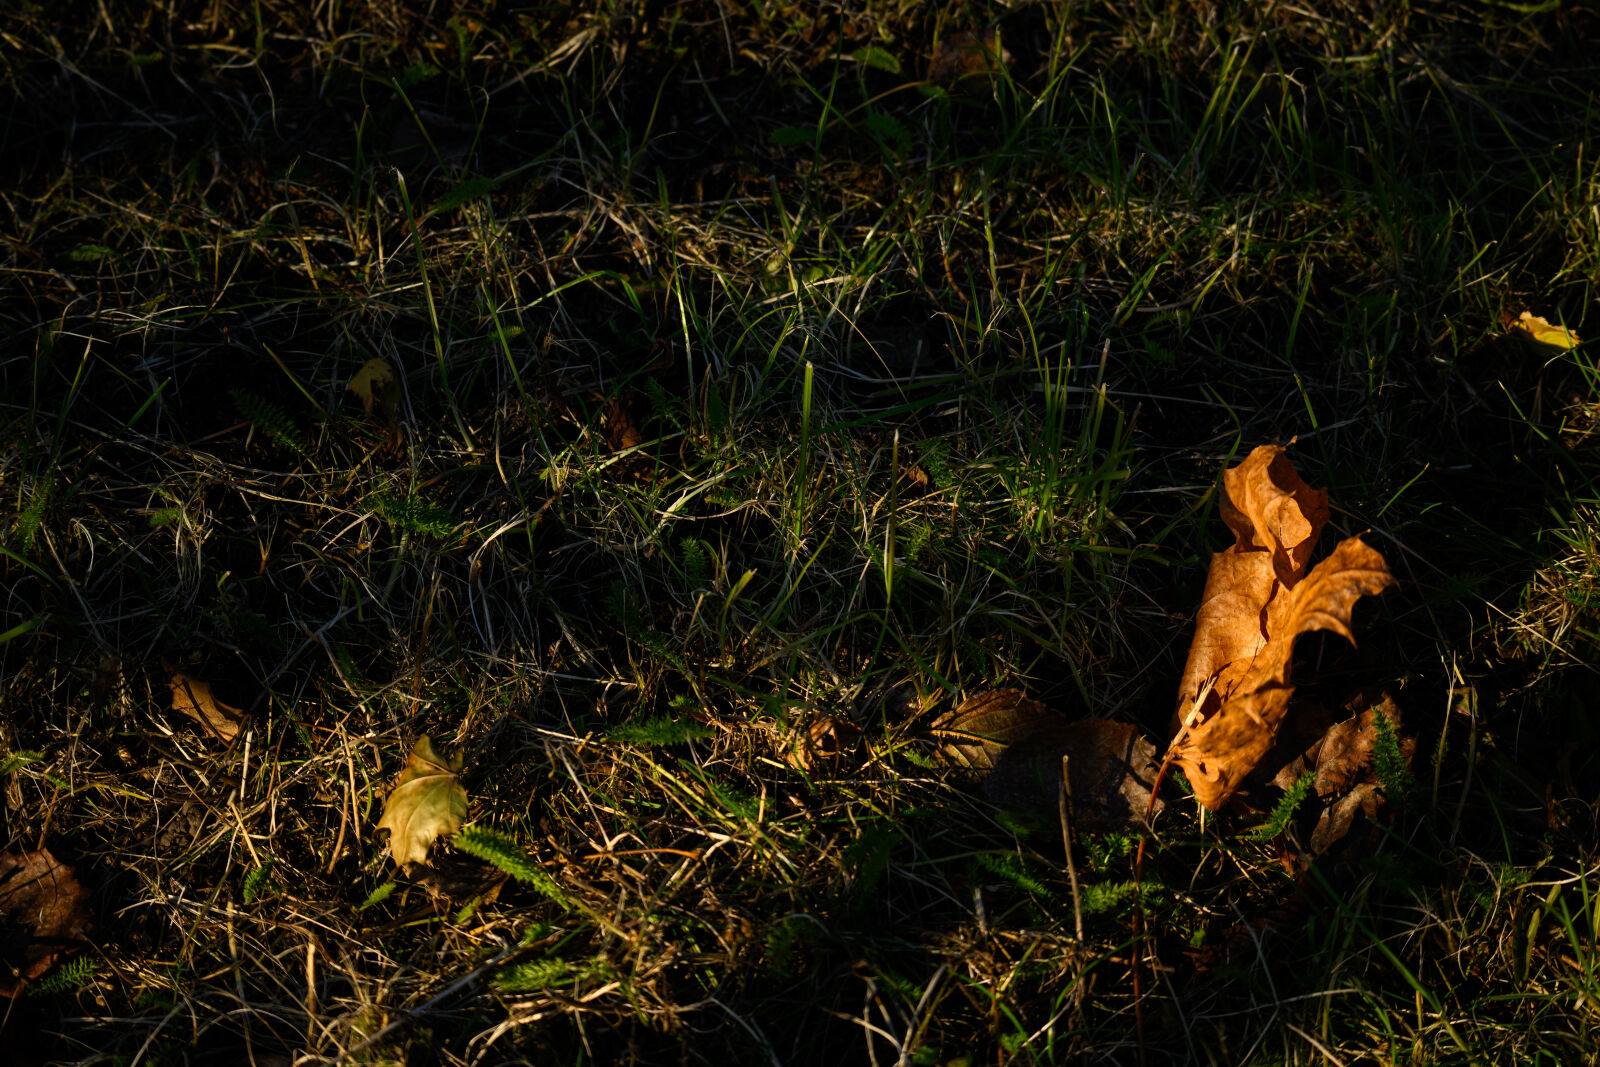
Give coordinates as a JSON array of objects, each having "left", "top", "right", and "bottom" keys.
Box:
[
  {"left": 1167, "top": 447, "right": 1394, "bottom": 810},
  {"left": 1173, "top": 446, "right": 1330, "bottom": 733}
]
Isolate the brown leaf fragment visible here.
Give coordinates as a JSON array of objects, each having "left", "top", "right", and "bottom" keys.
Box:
[
  {"left": 931, "top": 690, "right": 1051, "bottom": 774},
  {"left": 984, "top": 718, "right": 1164, "bottom": 831},
  {"left": 1308, "top": 781, "right": 1383, "bottom": 856},
  {"left": 604, "top": 394, "right": 645, "bottom": 452},
  {"left": 789, "top": 717, "right": 862, "bottom": 772},
  {"left": 377, "top": 736, "right": 468, "bottom": 868},
  {"left": 170, "top": 672, "right": 245, "bottom": 741},
  {"left": 0, "top": 848, "right": 92, "bottom": 998},
  {"left": 1311, "top": 697, "right": 1403, "bottom": 798},
  {"left": 1172, "top": 536, "right": 1394, "bottom": 809},
  {"left": 411, "top": 852, "right": 508, "bottom": 905},
  {"left": 929, "top": 29, "right": 1013, "bottom": 87}
]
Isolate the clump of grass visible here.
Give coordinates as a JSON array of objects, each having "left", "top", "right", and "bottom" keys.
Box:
[
  {"left": 242, "top": 858, "right": 274, "bottom": 903},
  {"left": 1373, "top": 706, "right": 1415, "bottom": 799},
  {"left": 453, "top": 826, "right": 567, "bottom": 906},
  {"left": 605, "top": 716, "right": 712, "bottom": 746},
  {"left": 230, "top": 389, "right": 306, "bottom": 455},
  {"left": 3, "top": 0, "right": 1600, "bottom": 1063},
  {"left": 11, "top": 476, "right": 51, "bottom": 550},
  {"left": 370, "top": 491, "right": 458, "bottom": 537},
  {"left": 27, "top": 956, "right": 98, "bottom": 997},
  {"left": 493, "top": 957, "right": 573, "bottom": 994},
  {"left": 1251, "top": 772, "right": 1316, "bottom": 840}
]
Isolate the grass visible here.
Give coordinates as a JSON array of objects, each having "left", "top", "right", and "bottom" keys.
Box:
[{"left": 3, "top": 0, "right": 1600, "bottom": 1062}]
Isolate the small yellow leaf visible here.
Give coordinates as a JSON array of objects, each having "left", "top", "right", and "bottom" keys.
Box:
[
  {"left": 169, "top": 672, "right": 245, "bottom": 741},
  {"left": 348, "top": 358, "right": 395, "bottom": 412},
  {"left": 348, "top": 357, "right": 403, "bottom": 445},
  {"left": 377, "top": 736, "right": 467, "bottom": 867},
  {"left": 1512, "top": 311, "right": 1580, "bottom": 351}
]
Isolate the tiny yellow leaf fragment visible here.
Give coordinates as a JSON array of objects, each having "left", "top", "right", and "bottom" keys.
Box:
[
  {"left": 1512, "top": 311, "right": 1580, "bottom": 351},
  {"left": 377, "top": 736, "right": 467, "bottom": 867},
  {"left": 348, "top": 357, "right": 395, "bottom": 411},
  {"left": 169, "top": 672, "right": 245, "bottom": 740},
  {"left": 348, "top": 357, "right": 402, "bottom": 445}
]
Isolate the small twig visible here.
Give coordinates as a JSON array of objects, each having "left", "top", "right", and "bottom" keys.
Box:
[{"left": 1058, "top": 754, "right": 1084, "bottom": 942}]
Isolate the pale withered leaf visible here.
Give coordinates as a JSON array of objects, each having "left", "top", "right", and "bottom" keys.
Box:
[{"left": 377, "top": 736, "right": 468, "bottom": 867}]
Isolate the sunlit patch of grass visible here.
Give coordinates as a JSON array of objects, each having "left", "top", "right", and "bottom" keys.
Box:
[{"left": 2, "top": 0, "right": 1600, "bottom": 1061}]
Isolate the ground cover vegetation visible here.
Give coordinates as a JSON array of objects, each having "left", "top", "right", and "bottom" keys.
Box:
[{"left": 3, "top": 0, "right": 1600, "bottom": 1062}]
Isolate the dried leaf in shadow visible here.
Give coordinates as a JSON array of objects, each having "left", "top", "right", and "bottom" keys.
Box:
[
  {"left": 788, "top": 717, "right": 862, "bottom": 772},
  {"left": 170, "top": 672, "right": 245, "bottom": 741},
  {"left": 604, "top": 393, "right": 645, "bottom": 452},
  {"left": 1167, "top": 446, "right": 1394, "bottom": 810},
  {"left": 348, "top": 356, "right": 402, "bottom": 445},
  {"left": 1313, "top": 698, "right": 1395, "bottom": 797},
  {"left": 348, "top": 357, "right": 393, "bottom": 411},
  {"left": 1308, "top": 782, "right": 1383, "bottom": 856},
  {"left": 929, "top": 28, "right": 1013, "bottom": 88},
  {"left": 0, "top": 848, "right": 92, "bottom": 998},
  {"left": 935, "top": 692, "right": 1163, "bottom": 830},
  {"left": 984, "top": 718, "right": 1164, "bottom": 831},
  {"left": 1268, "top": 693, "right": 1415, "bottom": 858},
  {"left": 599, "top": 389, "right": 655, "bottom": 482},
  {"left": 377, "top": 736, "right": 468, "bottom": 868},
  {"left": 931, "top": 689, "right": 1051, "bottom": 773}
]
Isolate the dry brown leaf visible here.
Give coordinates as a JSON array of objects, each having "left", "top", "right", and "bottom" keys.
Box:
[
  {"left": 1308, "top": 781, "right": 1383, "bottom": 856},
  {"left": 377, "top": 736, "right": 468, "bottom": 867},
  {"left": 1312, "top": 699, "right": 1395, "bottom": 797},
  {"left": 169, "top": 672, "right": 245, "bottom": 741},
  {"left": 984, "top": 718, "right": 1164, "bottom": 831},
  {"left": 604, "top": 394, "right": 645, "bottom": 452},
  {"left": 1269, "top": 694, "right": 1414, "bottom": 857},
  {"left": 935, "top": 692, "right": 1163, "bottom": 830},
  {"left": 929, "top": 29, "right": 1013, "bottom": 87},
  {"left": 931, "top": 689, "right": 1051, "bottom": 773},
  {"left": 1173, "top": 445, "right": 1330, "bottom": 732},
  {"left": 0, "top": 848, "right": 92, "bottom": 998},
  {"left": 1168, "top": 446, "right": 1394, "bottom": 810}
]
